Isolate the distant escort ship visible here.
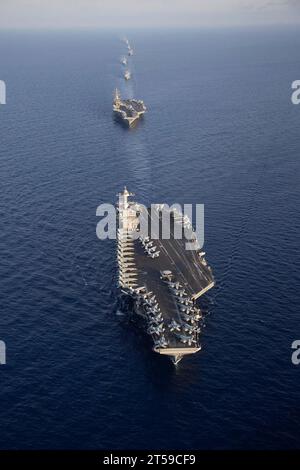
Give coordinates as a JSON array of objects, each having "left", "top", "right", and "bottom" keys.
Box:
[
  {"left": 113, "top": 89, "right": 146, "bottom": 127},
  {"left": 124, "top": 70, "right": 131, "bottom": 81},
  {"left": 123, "top": 37, "right": 134, "bottom": 56},
  {"left": 116, "top": 188, "right": 215, "bottom": 365}
]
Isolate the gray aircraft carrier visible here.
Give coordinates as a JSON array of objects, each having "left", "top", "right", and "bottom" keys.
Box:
[
  {"left": 113, "top": 89, "right": 146, "bottom": 127},
  {"left": 117, "top": 188, "right": 215, "bottom": 365}
]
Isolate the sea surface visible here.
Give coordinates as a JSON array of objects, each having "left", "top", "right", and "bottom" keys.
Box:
[{"left": 0, "top": 29, "right": 299, "bottom": 449}]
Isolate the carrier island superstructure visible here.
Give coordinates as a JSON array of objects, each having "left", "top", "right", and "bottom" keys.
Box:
[{"left": 117, "top": 188, "right": 215, "bottom": 365}]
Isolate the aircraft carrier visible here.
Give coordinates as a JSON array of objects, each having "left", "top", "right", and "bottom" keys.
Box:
[
  {"left": 117, "top": 188, "right": 215, "bottom": 364},
  {"left": 113, "top": 89, "right": 146, "bottom": 127}
]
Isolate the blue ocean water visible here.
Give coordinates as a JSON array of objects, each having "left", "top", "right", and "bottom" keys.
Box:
[{"left": 0, "top": 29, "right": 299, "bottom": 450}]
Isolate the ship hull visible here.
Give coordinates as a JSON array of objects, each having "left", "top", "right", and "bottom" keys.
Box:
[
  {"left": 113, "top": 89, "right": 146, "bottom": 128},
  {"left": 116, "top": 188, "right": 215, "bottom": 365}
]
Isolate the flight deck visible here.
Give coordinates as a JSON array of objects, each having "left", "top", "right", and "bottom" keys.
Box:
[{"left": 117, "top": 188, "right": 214, "bottom": 364}]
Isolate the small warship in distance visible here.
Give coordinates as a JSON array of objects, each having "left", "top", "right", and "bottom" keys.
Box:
[
  {"left": 121, "top": 56, "right": 127, "bottom": 66},
  {"left": 117, "top": 188, "right": 215, "bottom": 365},
  {"left": 113, "top": 89, "right": 146, "bottom": 127},
  {"left": 124, "top": 70, "right": 131, "bottom": 80}
]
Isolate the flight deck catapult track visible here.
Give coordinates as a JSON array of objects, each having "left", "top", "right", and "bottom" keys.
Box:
[{"left": 116, "top": 187, "right": 215, "bottom": 365}]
